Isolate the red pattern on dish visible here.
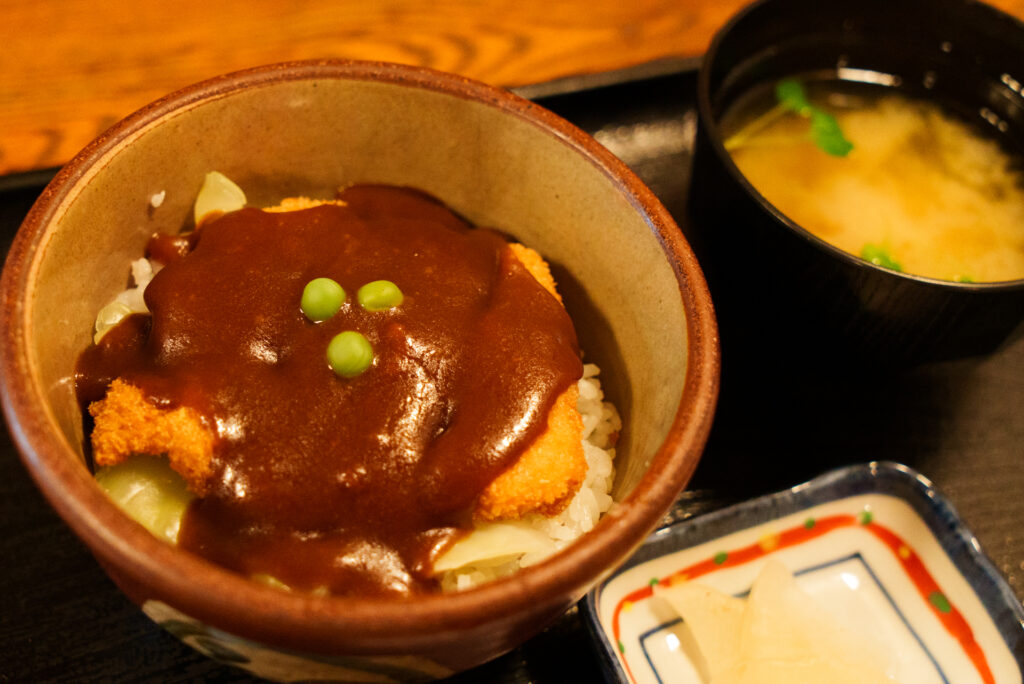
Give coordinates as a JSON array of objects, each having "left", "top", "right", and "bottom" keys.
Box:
[{"left": 609, "top": 513, "right": 993, "bottom": 684}]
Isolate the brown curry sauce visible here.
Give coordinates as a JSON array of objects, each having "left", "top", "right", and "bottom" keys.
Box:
[{"left": 76, "top": 185, "right": 582, "bottom": 597}]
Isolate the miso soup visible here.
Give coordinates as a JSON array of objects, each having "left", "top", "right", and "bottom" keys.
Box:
[{"left": 722, "top": 77, "right": 1024, "bottom": 283}]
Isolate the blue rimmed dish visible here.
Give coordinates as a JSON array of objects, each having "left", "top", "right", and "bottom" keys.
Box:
[{"left": 583, "top": 462, "right": 1024, "bottom": 684}]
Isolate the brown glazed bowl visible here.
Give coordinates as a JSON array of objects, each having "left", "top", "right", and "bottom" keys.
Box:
[{"left": 0, "top": 61, "right": 718, "bottom": 680}]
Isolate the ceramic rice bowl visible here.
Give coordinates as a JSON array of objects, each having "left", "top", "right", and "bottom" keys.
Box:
[{"left": 0, "top": 60, "right": 719, "bottom": 680}]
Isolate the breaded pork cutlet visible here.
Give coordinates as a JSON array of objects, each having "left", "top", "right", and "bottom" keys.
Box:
[
  {"left": 90, "top": 379, "right": 215, "bottom": 495},
  {"left": 89, "top": 201, "right": 586, "bottom": 522}
]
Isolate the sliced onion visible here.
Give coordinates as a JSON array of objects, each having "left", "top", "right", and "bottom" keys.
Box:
[
  {"left": 432, "top": 521, "right": 555, "bottom": 574},
  {"left": 193, "top": 171, "right": 246, "bottom": 226},
  {"left": 93, "top": 301, "right": 134, "bottom": 343},
  {"left": 94, "top": 455, "right": 193, "bottom": 543}
]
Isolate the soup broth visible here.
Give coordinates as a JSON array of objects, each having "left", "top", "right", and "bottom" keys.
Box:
[{"left": 722, "top": 77, "right": 1024, "bottom": 283}]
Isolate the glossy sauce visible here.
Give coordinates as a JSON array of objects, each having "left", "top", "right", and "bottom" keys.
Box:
[{"left": 76, "top": 185, "right": 582, "bottom": 596}]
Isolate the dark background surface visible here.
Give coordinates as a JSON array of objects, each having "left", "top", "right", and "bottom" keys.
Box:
[{"left": 2, "top": 63, "right": 1021, "bottom": 682}]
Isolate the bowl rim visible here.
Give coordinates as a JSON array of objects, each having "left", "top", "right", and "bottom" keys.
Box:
[
  {"left": 0, "top": 59, "right": 720, "bottom": 655},
  {"left": 696, "top": 0, "right": 1024, "bottom": 291}
]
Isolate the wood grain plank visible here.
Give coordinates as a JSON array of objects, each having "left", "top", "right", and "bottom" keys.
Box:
[
  {"left": 0, "top": 0, "right": 746, "bottom": 174},
  {"left": 1, "top": 0, "right": 1023, "bottom": 173}
]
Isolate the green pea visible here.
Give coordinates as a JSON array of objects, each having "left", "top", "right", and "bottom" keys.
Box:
[
  {"left": 357, "top": 280, "right": 403, "bottom": 311},
  {"left": 327, "top": 331, "right": 373, "bottom": 378},
  {"left": 302, "top": 278, "right": 346, "bottom": 322}
]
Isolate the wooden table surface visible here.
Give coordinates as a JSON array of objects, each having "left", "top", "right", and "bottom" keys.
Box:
[{"left": 2, "top": 0, "right": 1022, "bottom": 177}]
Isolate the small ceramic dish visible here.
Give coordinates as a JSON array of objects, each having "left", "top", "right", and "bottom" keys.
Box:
[{"left": 583, "top": 462, "right": 1023, "bottom": 684}]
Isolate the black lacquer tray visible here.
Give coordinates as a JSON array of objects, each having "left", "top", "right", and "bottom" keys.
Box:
[{"left": 2, "top": 60, "right": 1021, "bottom": 682}]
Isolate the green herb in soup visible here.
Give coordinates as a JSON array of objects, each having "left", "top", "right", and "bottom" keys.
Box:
[
  {"left": 726, "top": 78, "right": 853, "bottom": 158},
  {"left": 860, "top": 243, "right": 903, "bottom": 272},
  {"left": 723, "top": 77, "right": 1024, "bottom": 282}
]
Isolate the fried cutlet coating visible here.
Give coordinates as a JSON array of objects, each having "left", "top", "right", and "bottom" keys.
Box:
[
  {"left": 261, "top": 197, "right": 346, "bottom": 212},
  {"left": 88, "top": 208, "right": 586, "bottom": 520},
  {"left": 474, "top": 243, "right": 586, "bottom": 521},
  {"left": 507, "top": 242, "right": 562, "bottom": 303},
  {"left": 474, "top": 385, "right": 584, "bottom": 520},
  {"left": 89, "top": 379, "right": 214, "bottom": 495}
]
